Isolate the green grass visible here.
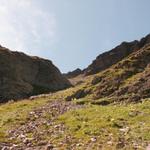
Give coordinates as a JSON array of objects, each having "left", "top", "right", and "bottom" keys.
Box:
[
  {"left": 0, "top": 86, "right": 150, "bottom": 149},
  {"left": 0, "top": 97, "right": 49, "bottom": 142},
  {"left": 58, "top": 99, "right": 150, "bottom": 149}
]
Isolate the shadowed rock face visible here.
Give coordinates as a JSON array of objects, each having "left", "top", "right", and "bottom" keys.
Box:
[
  {"left": 0, "top": 46, "right": 71, "bottom": 102},
  {"left": 84, "top": 34, "right": 150, "bottom": 76}
]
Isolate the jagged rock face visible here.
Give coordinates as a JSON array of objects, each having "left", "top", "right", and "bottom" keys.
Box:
[
  {"left": 64, "top": 68, "right": 82, "bottom": 78},
  {"left": 0, "top": 46, "right": 71, "bottom": 102},
  {"left": 84, "top": 34, "right": 150, "bottom": 76}
]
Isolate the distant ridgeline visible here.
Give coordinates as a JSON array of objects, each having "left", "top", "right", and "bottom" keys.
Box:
[{"left": 65, "top": 34, "right": 150, "bottom": 78}]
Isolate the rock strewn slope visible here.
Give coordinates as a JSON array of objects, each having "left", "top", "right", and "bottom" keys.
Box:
[{"left": 0, "top": 46, "right": 71, "bottom": 102}]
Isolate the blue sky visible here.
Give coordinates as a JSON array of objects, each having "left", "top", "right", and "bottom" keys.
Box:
[{"left": 0, "top": 0, "right": 150, "bottom": 73}]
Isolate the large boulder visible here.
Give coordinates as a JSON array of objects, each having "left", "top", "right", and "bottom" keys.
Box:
[{"left": 0, "top": 46, "right": 71, "bottom": 102}]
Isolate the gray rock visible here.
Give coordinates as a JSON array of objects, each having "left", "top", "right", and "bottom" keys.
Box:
[{"left": 45, "top": 144, "right": 54, "bottom": 150}]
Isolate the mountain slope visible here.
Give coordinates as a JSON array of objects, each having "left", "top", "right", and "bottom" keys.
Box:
[
  {"left": 92, "top": 43, "right": 150, "bottom": 102},
  {"left": 0, "top": 46, "right": 71, "bottom": 102},
  {"left": 65, "top": 34, "right": 150, "bottom": 79},
  {"left": 0, "top": 35, "right": 150, "bottom": 149},
  {"left": 64, "top": 38, "right": 150, "bottom": 103},
  {"left": 0, "top": 92, "right": 149, "bottom": 149},
  {"left": 84, "top": 34, "right": 150, "bottom": 76}
]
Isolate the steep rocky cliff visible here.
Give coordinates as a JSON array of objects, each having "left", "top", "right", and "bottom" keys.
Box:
[{"left": 0, "top": 46, "right": 71, "bottom": 102}]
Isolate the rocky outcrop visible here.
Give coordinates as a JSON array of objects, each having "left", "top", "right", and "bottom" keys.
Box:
[
  {"left": 64, "top": 68, "right": 82, "bottom": 78},
  {"left": 84, "top": 34, "right": 150, "bottom": 76},
  {"left": 0, "top": 46, "right": 71, "bottom": 102}
]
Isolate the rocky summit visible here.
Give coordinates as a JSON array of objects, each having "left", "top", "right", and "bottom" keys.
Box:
[{"left": 0, "top": 46, "right": 71, "bottom": 102}]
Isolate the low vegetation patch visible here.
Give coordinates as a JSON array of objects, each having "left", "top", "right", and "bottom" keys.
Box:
[
  {"left": 0, "top": 97, "right": 49, "bottom": 142},
  {"left": 58, "top": 100, "right": 150, "bottom": 149}
]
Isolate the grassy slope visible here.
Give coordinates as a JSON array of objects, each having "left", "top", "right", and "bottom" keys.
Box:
[
  {"left": 0, "top": 97, "right": 49, "bottom": 142},
  {"left": 0, "top": 94, "right": 149, "bottom": 149},
  {"left": 58, "top": 99, "right": 150, "bottom": 149}
]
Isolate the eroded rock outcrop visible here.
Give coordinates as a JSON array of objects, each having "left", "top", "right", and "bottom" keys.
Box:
[{"left": 0, "top": 46, "right": 71, "bottom": 102}]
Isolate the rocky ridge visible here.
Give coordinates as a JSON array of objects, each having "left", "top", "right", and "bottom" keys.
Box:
[
  {"left": 65, "top": 34, "right": 150, "bottom": 77},
  {"left": 84, "top": 34, "right": 150, "bottom": 76}
]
